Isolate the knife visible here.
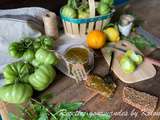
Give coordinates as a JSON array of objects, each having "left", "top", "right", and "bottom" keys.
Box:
[{"left": 108, "top": 45, "right": 160, "bottom": 67}]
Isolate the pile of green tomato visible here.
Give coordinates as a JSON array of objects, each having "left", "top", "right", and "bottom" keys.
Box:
[
  {"left": 61, "top": 0, "right": 113, "bottom": 19},
  {"left": 120, "top": 50, "right": 143, "bottom": 74},
  {"left": 0, "top": 36, "right": 58, "bottom": 104}
]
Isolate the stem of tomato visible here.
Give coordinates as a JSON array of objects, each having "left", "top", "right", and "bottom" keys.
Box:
[{"left": 31, "top": 98, "right": 58, "bottom": 120}]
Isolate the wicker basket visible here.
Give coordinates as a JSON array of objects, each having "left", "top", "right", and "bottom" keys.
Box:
[{"left": 60, "top": 0, "right": 115, "bottom": 36}]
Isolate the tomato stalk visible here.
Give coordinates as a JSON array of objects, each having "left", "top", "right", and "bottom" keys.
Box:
[
  {"left": 78, "top": 2, "right": 90, "bottom": 18},
  {"left": 31, "top": 98, "right": 57, "bottom": 120},
  {"left": 67, "top": 0, "right": 78, "bottom": 9}
]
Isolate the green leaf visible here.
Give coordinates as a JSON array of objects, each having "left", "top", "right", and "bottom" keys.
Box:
[
  {"left": 38, "top": 109, "right": 49, "bottom": 120},
  {"left": 59, "top": 112, "right": 71, "bottom": 120},
  {"left": 15, "top": 104, "right": 25, "bottom": 116},
  {"left": 33, "top": 104, "right": 43, "bottom": 113},
  {"left": 22, "top": 37, "right": 34, "bottom": 49},
  {"left": 50, "top": 116, "right": 58, "bottom": 120},
  {"left": 8, "top": 113, "right": 18, "bottom": 120},
  {"left": 55, "top": 102, "right": 83, "bottom": 112},
  {"left": 103, "top": 23, "right": 115, "bottom": 29},
  {"left": 126, "top": 35, "right": 156, "bottom": 51},
  {"left": 8, "top": 113, "right": 24, "bottom": 120}
]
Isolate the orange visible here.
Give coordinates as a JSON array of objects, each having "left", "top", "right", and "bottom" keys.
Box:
[{"left": 86, "top": 30, "right": 106, "bottom": 49}]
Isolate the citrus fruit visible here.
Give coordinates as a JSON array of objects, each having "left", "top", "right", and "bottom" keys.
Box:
[
  {"left": 86, "top": 30, "right": 106, "bottom": 49},
  {"left": 103, "top": 27, "right": 120, "bottom": 42}
]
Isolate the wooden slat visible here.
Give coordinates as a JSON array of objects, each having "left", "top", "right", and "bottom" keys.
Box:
[
  {"left": 87, "top": 22, "right": 94, "bottom": 33},
  {"left": 44, "top": 73, "right": 76, "bottom": 95},
  {"left": 80, "top": 23, "right": 87, "bottom": 35},
  {"left": 62, "top": 21, "right": 67, "bottom": 34},
  {"left": 51, "top": 82, "right": 97, "bottom": 104},
  {"left": 102, "top": 18, "right": 111, "bottom": 29},
  {"left": 65, "top": 21, "right": 73, "bottom": 34},
  {"left": 95, "top": 21, "right": 103, "bottom": 30},
  {"left": 71, "top": 23, "right": 79, "bottom": 35}
]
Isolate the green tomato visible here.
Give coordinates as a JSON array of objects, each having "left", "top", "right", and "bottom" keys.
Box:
[
  {"left": 22, "top": 37, "right": 34, "bottom": 49},
  {"left": 41, "top": 36, "right": 54, "bottom": 50},
  {"left": 32, "top": 59, "right": 41, "bottom": 67},
  {"left": 97, "top": 3, "right": 111, "bottom": 15},
  {"left": 78, "top": 11, "right": 89, "bottom": 19},
  {"left": 35, "top": 48, "right": 58, "bottom": 65},
  {"left": 3, "top": 64, "right": 18, "bottom": 84},
  {"left": 3, "top": 62, "right": 33, "bottom": 84},
  {"left": 29, "top": 65, "right": 56, "bottom": 91},
  {"left": 19, "top": 63, "right": 34, "bottom": 82},
  {"left": 0, "top": 83, "right": 33, "bottom": 104},
  {"left": 33, "top": 41, "right": 41, "bottom": 50},
  {"left": 61, "top": 5, "right": 77, "bottom": 18},
  {"left": 78, "top": 4, "right": 90, "bottom": 19},
  {"left": 78, "top": 9, "right": 90, "bottom": 19},
  {"left": 125, "top": 50, "right": 143, "bottom": 65},
  {"left": 35, "top": 36, "right": 54, "bottom": 50},
  {"left": 120, "top": 56, "right": 136, "bottom": 74},
  {"left": 100, "top": 0, "right": 114, "bottom": 6},
  {"left": 23, "top": 50, "right": 35, "bottom": 62},
  {"left": 9, "top": 42, "right": 25, "bottom": 58}
]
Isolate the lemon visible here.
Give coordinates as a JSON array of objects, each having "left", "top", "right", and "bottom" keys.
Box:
[{"left": 104, "top": 27, "right": 120, "bottom": 42}]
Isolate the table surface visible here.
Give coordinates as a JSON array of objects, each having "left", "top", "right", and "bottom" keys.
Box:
[
  {"left": 43, "top": 1, "right": 160, "bottom": 120},
  {"left": 0, "top": 0, "right": 159, "bottom": 120},
  {"left": 45, "top": 53, "right": 160, "bottom": 120}
]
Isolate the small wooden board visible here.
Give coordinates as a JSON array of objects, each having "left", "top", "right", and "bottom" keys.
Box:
[{"left": 101, "top": 40, "right": 156, "bottom": 83}]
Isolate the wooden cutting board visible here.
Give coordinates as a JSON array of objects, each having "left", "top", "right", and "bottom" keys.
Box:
[{"left": 101, "top": 40, "right": 156, "bottom": 83}]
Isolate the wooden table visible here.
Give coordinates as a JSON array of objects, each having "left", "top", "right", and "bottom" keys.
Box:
[
  {"left": 44, "top": 1, "right": 160, "bottom": 119},
  {"left": 44, "top": 52, "right": 160, "bottom": 120},
  {"left": 0, "top": 0, "right": 160, "bottom": 119}
]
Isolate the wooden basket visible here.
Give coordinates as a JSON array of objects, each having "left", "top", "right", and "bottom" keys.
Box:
[{"left": 60, "top": 0, "right": 115, "bottom": 36}]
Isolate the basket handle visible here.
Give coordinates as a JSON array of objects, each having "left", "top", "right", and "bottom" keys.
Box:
[
  {"left": 88, "top": 0, "right": 96, "bottom": 17},
  {"left": 81, "top": 0, "right": 95, "bottom": 17}
]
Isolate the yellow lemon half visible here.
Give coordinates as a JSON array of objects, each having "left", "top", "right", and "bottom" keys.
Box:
[{"left": 104, "top": 27, "right": 120, "bottom": 42}]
